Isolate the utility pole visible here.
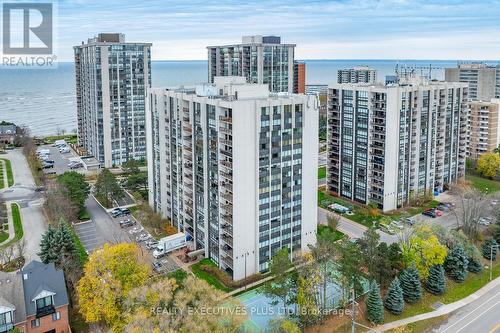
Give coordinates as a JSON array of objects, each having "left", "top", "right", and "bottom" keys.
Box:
[{"left": 351, "top": 288, "right": 355, "bottom": 333}]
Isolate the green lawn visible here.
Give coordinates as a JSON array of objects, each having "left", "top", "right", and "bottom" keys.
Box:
[
  {"left": 0, "top": 158, "right": 14, "bottom": 187},
  {"left": 384, "top": 258, "right": 500, "bottom": 324},
  {"left": 318, "top": 190, "right": 379, "bottom": 227},
  {"left": 0, "top": 164, "right": 4, "bottom": 189},
  {"left": 167, "top": 269, "right": 188, "bottom": 285},
  {"left": 465, "top": 174, "right": 500, "bottom": 193},
  {"left": 318, "top": 166, "right": 326, "bottom": 179},
  {"left": 43, "top": 134, "right": 78, "bottom": 144},
  {"left": 190, "top": 258, "right": 233, "bottom": 292},
  {"left": 317, "top": 225, "right": 344, "bottom": 242},
  {"left": 78, "top": 208, "right": 91, "bottom": 221},
  {"left": 0, "top": 231, "right": 8, "bottom": 243},
  {"left": 11, "top": 203, "right": 23, "bottom": 241},
  {"left": 1, "top": 203, "right": 23, "bottom": 248}
]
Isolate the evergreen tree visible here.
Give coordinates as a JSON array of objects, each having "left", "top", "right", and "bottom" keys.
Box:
[
  {"left": 38, "top": 224, "right": 58, "bottom": 264},
  {"left": 482, "top": 238, "right": 498, "bottom": 261},
  {"left": 444, "top": 246, "right": 469, "bottom": 283},
  {"left": 399, "top": 266, "right": 422, "bottom": 304},
  {"left": 366, "top": 280, "right": 384, "bottom": 324},
  {"left": 467, "top": 256, "right": 483, "bottom": 273},
  {"left": 384, "top": 277, "right": 404, "bottom": 315},
  {"left": 425, "top": 264, "right": 446, "bottom": 295}
]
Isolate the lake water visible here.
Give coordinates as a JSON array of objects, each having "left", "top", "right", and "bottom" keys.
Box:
[{"left": 0, "top": 59, "right": 484, "bottom": 136}]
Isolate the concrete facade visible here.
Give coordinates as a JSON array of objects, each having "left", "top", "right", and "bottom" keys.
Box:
[
  {"left": 74, "top": 33, "right": 151, "bottom": 167},
  {"left": 146, "top": 77, "right": 318, "bottom": 280},
  {"left": 327, "top": 77, "right": 469, "bottom": 212},
  {"left": 468, "top": 99, "right": 500, "bottom": 159},
  {"left": 207, "top": 36, "right": 295, "bottom": 93}
]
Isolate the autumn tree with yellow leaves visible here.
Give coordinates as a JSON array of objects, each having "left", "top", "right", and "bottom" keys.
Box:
[{"left": 76, "top": 243, "right": 151, "bottom": 332}]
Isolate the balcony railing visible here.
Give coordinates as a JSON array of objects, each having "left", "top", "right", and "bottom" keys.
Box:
[{"left": 36, "top": 305, "right": 55, "bottom": 318}]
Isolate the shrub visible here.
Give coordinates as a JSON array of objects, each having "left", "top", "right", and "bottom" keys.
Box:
[
  {"left": 425, "top": 264, "right": 446, "bottom": 295},
  {"left": 467, "top": 256, "right": 483, "bottom": 273},
  {"left": 384, "top": 277, "right": 404, "bottom": 315},
  {"left": 444, "top": 246, "right": 469, "bottom": 283},
  {"left": 199, "top": 264, "right": 262, "bottom": 289},
  {"left": 482, "top": 238, "right": 498, "bottom": 260},
  {"left": 366, "top": 281, "right": 384, "bottom": 324},
  {"left": 399, "top": 266, "right": 422, "bottom": 304}
]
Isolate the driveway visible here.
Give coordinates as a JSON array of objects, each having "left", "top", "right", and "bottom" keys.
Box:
[{"left": 0, "top": 149, "right": 46, "bottom": 262}]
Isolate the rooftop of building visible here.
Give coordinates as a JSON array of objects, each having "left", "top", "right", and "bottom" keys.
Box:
[
  {"left": 339, "top": 66, "right": 376, "bottom": 71},
  {"left": 157, "top": 76, "right": 310, "bottom": 102},
  {"left": 0, "top": 123, "right": 16, "bottom": 135},
  {"left": 20, "top": 261, "right": 69, "bottom": 316},
  {"left": 207, "top": 35, "right": 295, "bottom": 48},
  {"left": 454, "top": 62, "right": 500, "bottom": 69},
  {"left": 330, "top": 75, "right": 468, "bottom": 90},
  {"left": 75, "top": 33, "right": 152, "bottom": 47},
  {"left": 0, "top": 271, "right": 26, "bottom": 324}
]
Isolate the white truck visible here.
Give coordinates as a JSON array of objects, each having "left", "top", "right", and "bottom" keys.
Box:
[{"left": 152, "top": 233, "right": 186, "bottom": 259}]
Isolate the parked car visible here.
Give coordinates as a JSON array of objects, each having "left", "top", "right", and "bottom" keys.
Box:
[
  {"left": 120, "top": 208, "right": 131, "bottom": 215},
  {"left": 478, "top": 217, "right": 493, "bottom": 226},
  {"left": 146, "top": 240, "right": 158, "bottom": 250},
  {"left": 436, "top": 203, "right": 449, "bottom": 211},
  {"left": 422, "top": 209, "right": 437, "bottom": 218},
  {"left": 44, "top": 169, "right": 56, "bottom": 175},
  {"left": 136, "top": 233, "right": 151, "bottom": 242},
  {"left": 434, "top": 209, "right": 443, "bottom": 217},
  {"left": 152, "top": 261, "right": 164, "bottom": 273},
  {"left": 402, "top": 217, "right": 414, "bottom": 225},
  {"left": 129, "top": 226, "right": 144, "bottom": 235},
  {"left": 69, "top": 162, "right": 83, "bottom": 169},
  {"left": 119, "top": 219, "right": 136, "bottom": 228},
  {"left": 111, "top": 208, "right": 123, "bottom": 218},
  {"left": 59, "top": 147, "right": 70, "bottom": 154}
]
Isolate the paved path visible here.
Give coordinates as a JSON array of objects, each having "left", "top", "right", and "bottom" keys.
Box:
[
  {"left": 374, "top": 277, "right": 500, "bottom": 332},
  {"left": 0, "top": 149, "right": 46, "bottom": 262}
]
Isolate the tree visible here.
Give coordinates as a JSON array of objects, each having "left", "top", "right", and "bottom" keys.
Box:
[
  {"left": 267, "top": 318, "right": 301, "bottom": 333},
  {"left": 482, "top": 238, "right": 498, "bottom": 260},
  {"left": 358, "top": 227, "right": 380, "bottom": 281},
  {"left": 444, "top": 246, "right": 469, "bottom": 283},
  {"left": 425, "top": 264, "right": 446, "bottom": 295},
  {"left": 467, "top": 256, "right": 483, "bottom": 273},
  {"left": 384, "top": 277, "right": 404, "bottom": 315},
  {"left": 258, "top": 247, "right": 294, "bottom": 310},
  {"left": 476, "top": 152, "right": 500, "bottom": 179},
  {"left": 58, "top": 171, "right": 90, "bottom": 210},
  {"left": 43, "top": 187, "right": 79, "bottom": 223},
  {"left": 336, "top": 239, "right": 365, "bottom": 302},
  {"left": 450, "top": 183, "right": 488, "bottom": 239},
  {"left": 365, "top": 281, "right": 384, "bottom": 324},
  {"left": 374, "top": 242, "right": 394, "bottom": 287},
  {"left": 296, "top": 260, "right": 321, "bottom": 327},
  {"left": 308, "top": 227, "right": 337, "bottom": 310},
  {"left": 494, "top": 144, "right": 500, "bottom": 155},
  {"left": 77, "top": 243, "right": 150, "bottom": 332},
  {"left": 326, "top": 213, "right": 340, "bottom": 231},
  {"left": 124, "top": 276, "right": 245, "bottom": 333},
  {"left": 38, "top": 224, "right": 58, "bottom": 264},
  {"left": 388, "top": 243, "right": 404, "bottom": 273},
  {"left": 400, "top": 226, "right": 447, "bottom": 279},
  {"left": 399, "top": 266, "right": 422, "bottom": 304},
  {"left": 122, "top": 160, "right": 148, "bottom": 194},
  {"left": 94, "top": 168, "right": 124, "bottom": 208}
]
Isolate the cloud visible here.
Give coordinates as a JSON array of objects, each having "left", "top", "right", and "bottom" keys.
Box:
[{"left": 52, "top": 0, "right": 500, "bottom": 61}]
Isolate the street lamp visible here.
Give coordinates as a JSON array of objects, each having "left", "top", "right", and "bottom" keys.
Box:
[{"left": 489, "top": 243, "right": 499, "bottom": 281}]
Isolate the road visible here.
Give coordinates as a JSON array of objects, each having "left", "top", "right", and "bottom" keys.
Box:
[
  {"left": 428, "top": 282, "right": 500, "bottom": 333},
  {"left": 0, "top": 149, "right": 46, "bottom": 262},
  {"left": 318, "top": 206, "right": 397, "bottom": 243}
]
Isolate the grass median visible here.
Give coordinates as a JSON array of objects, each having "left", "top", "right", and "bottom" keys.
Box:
[
  {"left": 0, "top": 158, "right": 14, "bottom": 187},
  {"left": 1, "top": 203, "right": 23, "bottom": 248}
]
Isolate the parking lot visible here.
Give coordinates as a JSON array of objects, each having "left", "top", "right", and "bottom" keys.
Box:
[
  {"left": 81, "top": 195, "right": 180, "bottom": 274},
  {"left": 38, "top": 143, "right": 83, "bottom": 176},
  {"left": 73, "top": 220, "right": 104, "bottom": 253}
]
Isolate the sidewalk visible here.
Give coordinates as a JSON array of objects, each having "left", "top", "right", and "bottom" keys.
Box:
[
  {"left": 0, "top": 201, "right": 15, "bottom": 247},
  {"left": 373, "top": 277, "right": 500, "bottom": 332}
]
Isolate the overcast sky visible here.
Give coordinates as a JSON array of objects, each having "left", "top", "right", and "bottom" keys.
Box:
[{"left": 26, "top": 0, "right": 500, "bottom": 61}]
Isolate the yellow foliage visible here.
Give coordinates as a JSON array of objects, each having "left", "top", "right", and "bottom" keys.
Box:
[
  {"left": 76, "top": 243, "right": 151, "bottom": 332},
  {"left": 476, "top": 152, "right": 500, "bottom": 179}
]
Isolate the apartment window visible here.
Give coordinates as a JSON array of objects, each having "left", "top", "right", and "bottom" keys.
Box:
[
  {"left": 0, "top": 311, "right": 12, "bottom": 325},
  {"left": 36, "top": 295, "right": 53, "bottom": 309},
  {"left": 31, "top": 318, "right": 41, "bottom": 328},
  {"left": 52, "top": 311, "right": 61, "bottom": 321}
]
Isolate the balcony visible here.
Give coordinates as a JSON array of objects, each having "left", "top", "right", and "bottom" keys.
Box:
[{"left": 36, "top": 305, "right": 55, "bottom": 318}]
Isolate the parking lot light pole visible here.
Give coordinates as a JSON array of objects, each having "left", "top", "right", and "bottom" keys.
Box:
[{"left": 490, "top": 244, "right": 499, "bottom": 281}]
